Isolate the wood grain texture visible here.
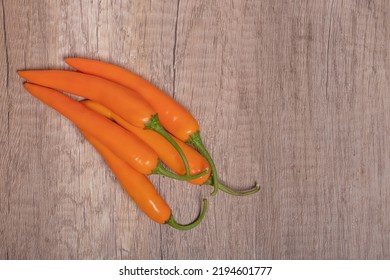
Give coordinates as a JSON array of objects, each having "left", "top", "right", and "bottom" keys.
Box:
[{"left": 1, "top": 0, "right": 390, "bottom": 259}]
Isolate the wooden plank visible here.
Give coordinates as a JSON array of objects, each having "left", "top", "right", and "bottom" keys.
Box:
[{"left": 0, "top": 0, "right": 9, "bottom": 260}]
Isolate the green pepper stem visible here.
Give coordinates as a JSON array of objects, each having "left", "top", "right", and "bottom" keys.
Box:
[
  {"left": 165, "top": 199, "right": 207, "bottom": 230},
  {"left": 204, "top": 177, "right": 261, "bottom": 196},
  {"left": 153, "top": 161, "right": 209, "bottom": 181},
  {"left": 188, "top": 131, "right": 260, "bottom": 196},
  {"left": 145, "top": 114, "right": 191, "bottom": 176},
  {"left": 187, "top": 131, "right": 220, "bottom": 195}
]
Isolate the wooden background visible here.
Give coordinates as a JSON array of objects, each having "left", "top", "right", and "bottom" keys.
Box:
[{"left": 1, "top": 0, "right": 390, "bottom": 260}]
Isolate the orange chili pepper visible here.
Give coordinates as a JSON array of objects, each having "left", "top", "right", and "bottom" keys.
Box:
[
  {"left": 21, "top": 83, "right": 207, "bottom": 181},
  {"left": 80, "top": 131, "right": 207, "bottom": 230},
  {"left": 17, "top": 70, "right": 194, "bottom": 177},
  {"left": 65, "top": 58, "right": 198, "bottom": 141},
  {"left": 65, "top": 58, "right": 260, "bottom": 196}
]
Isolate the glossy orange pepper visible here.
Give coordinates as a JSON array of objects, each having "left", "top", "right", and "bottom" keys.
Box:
[
  {"left": 80, "top": 131, "right": 207, "bottom": 230},
  {"left": 65, "top": 58, "right": 198, "bottom": 141}
]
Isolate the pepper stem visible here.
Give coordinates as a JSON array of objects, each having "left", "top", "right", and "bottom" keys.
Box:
[
  {"left": 153, "top": 161, "right": 209, "bottom": 181},
  {"left": 204, "top": 177, "right": 261, "bottom": 196},
  {"left": 187, "top": 131, "right": 220, "bottom": 195},
  {"left": 187, "top": 131, "right": 260, "bottom": 196},
  {"left": 165, "top": 199, "right": 207, "bottom": 230},
  {"left": 145, "top": 114, "right": 191, "bottom": 176}
]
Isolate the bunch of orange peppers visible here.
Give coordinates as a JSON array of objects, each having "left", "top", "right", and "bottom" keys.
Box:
[{"left": 18, "top": 58, "right": 260, "bottom": 230}]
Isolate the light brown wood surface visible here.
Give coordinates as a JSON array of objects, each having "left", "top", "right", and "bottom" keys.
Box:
[{"left": 1, "top": 0, "right": 390, "bottom": 259}]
